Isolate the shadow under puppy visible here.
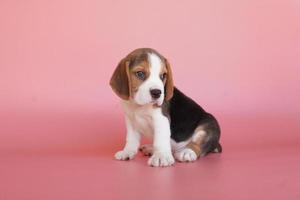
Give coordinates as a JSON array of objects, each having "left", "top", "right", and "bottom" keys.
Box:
[{"left": 110, "top": 48, "right": 222, "bottom": 167}]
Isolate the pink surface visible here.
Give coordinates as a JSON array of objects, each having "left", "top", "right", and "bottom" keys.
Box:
[{"left": 0, "top": 0, "right": 300, "bottom": 199}]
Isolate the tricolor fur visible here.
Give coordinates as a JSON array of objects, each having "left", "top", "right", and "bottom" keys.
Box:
[{"left": 110, "top": 48, "right": 222, "bottom": 167}]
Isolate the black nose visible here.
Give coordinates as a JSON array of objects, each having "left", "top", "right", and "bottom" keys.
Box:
[{"left": 150, "top": 89, "right": 162, "bottom": 99}]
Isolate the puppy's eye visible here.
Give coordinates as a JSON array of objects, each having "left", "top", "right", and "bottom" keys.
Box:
[
  {"left": 136, "top": 71, "right": 145, "bottom": 80},
  {"left": 160, "top": 73, "right": 167, "bottom": 80}
]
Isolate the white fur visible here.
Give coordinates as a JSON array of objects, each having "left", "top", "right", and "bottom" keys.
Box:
[
  {"left": 133, "top": 53, "right": 165, "bottom": 106},
  {"left": 140, "top": 139, "right": 197, "bottom": 162},
  {"left": 116, "top": 100, "right": 174, "bottom": 167},
  {"left": 171, "top": 139, "right": 191, "bottom": 153},
  {"left": 174, "top": 148, "right": 197, "bottom": 162},
  {"left": 114, "top": 115, "right": 141, "bottom": 160},
  {"left": 148, "top": 108, "right": 174, "bottom": 167}
]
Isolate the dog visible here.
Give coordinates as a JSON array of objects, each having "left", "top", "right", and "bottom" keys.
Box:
[{"left": 110, "top": 48, "right": 222, "bottom": 167}]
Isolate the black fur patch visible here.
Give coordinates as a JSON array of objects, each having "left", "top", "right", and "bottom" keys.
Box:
[{"left": 163, "top": 87, "right": 222, "bottom": 155}]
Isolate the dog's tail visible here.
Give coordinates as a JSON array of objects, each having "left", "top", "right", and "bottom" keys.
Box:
[{"left": 212, "top": 143, "right": 222, "bottom": 153}]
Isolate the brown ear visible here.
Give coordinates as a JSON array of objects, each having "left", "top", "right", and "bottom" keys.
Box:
[
  {"left": 165, "top": 59, "right": 174, "bottom": 101},
  {"left": 109, "top": 58, "right": 130, "bottom": 100}
]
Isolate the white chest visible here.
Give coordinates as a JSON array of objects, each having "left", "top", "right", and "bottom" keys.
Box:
[{"left": 122, "top": 102, "right": 155, "bottom": 138}]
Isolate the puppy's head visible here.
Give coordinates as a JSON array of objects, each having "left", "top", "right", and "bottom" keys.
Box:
[{"left": 110, "top": 48, "right": 174, "bottom": 106}]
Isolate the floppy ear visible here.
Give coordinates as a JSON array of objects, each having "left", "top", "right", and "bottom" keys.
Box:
[
  {"left": 109, "top": 58, "right": 130, "bottom": 100},
  {"left": 165, "top": 59, "right": 174, "bottom": 101}
]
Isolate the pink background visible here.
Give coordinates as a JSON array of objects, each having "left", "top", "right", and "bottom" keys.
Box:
[{"left": 0, "top": 0, "right": 300, "bottom": 199}]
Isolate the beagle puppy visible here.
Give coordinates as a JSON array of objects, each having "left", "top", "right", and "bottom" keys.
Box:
[{"left": 110, "top": 48, "right": 222, "bottom": 167}]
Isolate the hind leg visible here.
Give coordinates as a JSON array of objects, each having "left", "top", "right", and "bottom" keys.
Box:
[{"left": 174, "top": 127, "right": 206, "bottom": 162}]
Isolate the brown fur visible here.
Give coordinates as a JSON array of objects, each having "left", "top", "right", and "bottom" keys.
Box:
[
  {"left": 187, "top": 142, "right": 202, "bottom": 157},
  {"left": 128, "top": 62, "right": 150, "bottom": 94},
  {"left": 186, "top": 126, "right": 207, "bottom": 157},
  {"left": 164, "top": 60, "right": 174, "bottom": 101},
  {"left": 109, "top": 59, "right": 130, "bottom": 100}
]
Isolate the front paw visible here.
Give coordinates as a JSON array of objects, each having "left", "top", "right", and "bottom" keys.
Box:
[
  {"left": 148, "top": 152, "right": 175, "bottom": 167},
  {"left": 114, "top": 150, "right": 137, "bottom": 160}
]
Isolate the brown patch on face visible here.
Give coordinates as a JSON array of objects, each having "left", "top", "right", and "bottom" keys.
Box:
[
  {"left": 160, "top": 63, "right": 168, "bottom": 85},
  {"left": 128, "top": 61, "right": 150, "bottom": 95},
  {"left": 152, "top": 56, "right": 174, "bottom": 101}
]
